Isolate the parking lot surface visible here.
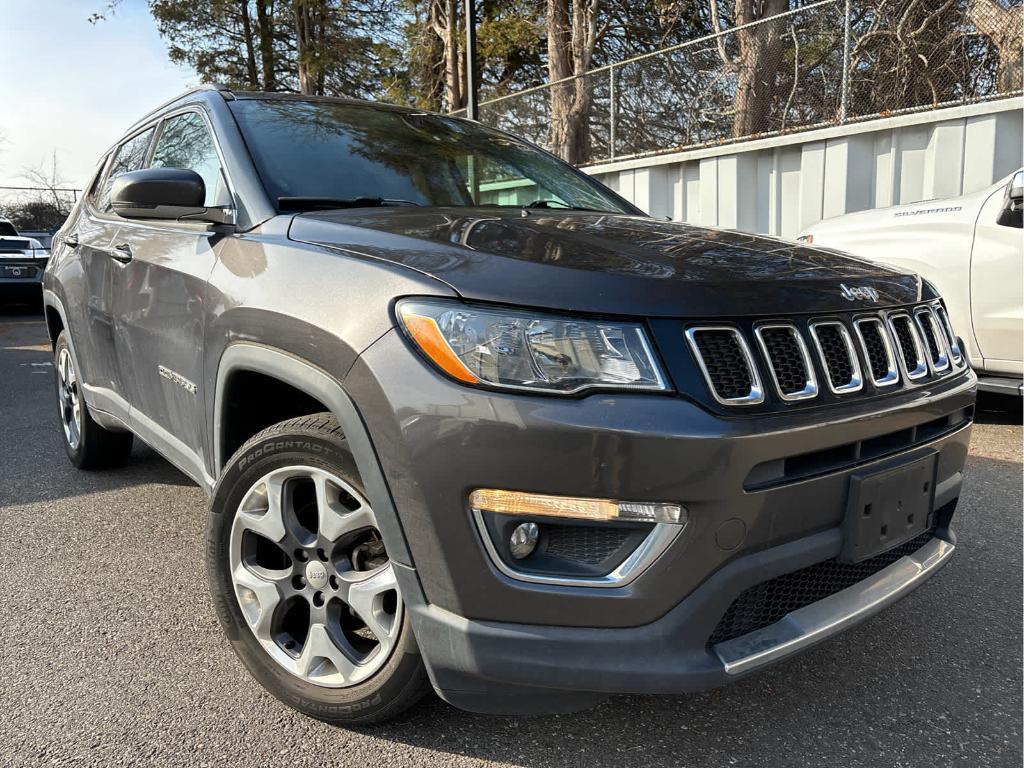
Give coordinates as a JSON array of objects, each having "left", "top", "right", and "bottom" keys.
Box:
[{"left": 0, "top": 311, "right": 1020, "bottom": 768}]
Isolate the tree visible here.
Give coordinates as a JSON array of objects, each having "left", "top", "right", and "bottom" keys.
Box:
[
  {"left": 430, "top": 0, "right": 464, "bottom": 109},
  {"left": 476, "top": 1, "right": 545, "bottom": 98},
  {"left": 0, "top": 151, "right": 76, "bottom": 232},
  {"left": 708, "top": 0, "right": 789, "bottom": 139},
  {"left": 150, "top": 0, "right": 288, "bottom": 90},
  {"left": 149, "top": 0, "right": 402, "bottom": 97},
  {"left": 98, "top": 0, "right": 1019, "bottom": 168},
  {"left": 395, "top": 1, "right": 446, "bottom": 109},
  {"left": 967, "top": 0, "right": 1023, "bottom": 92},
  {"left": 22, "top": 151, "right": 73, "bottom": 218},
  {"left": 547, "top": 0, "right": 602, "bottom": 164},
  {"left": 0, "top": 200, "right": 72, "bottom": 232}
]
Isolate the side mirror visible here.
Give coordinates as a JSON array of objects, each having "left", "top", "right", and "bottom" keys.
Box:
[
  {"left": 996, "top": 170, "right": 1023, "bottom": 229},
  {"left": 110, "top": 168, "right": 234, "bottom": 225}
]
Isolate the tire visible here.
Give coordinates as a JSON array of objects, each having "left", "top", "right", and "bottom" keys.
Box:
[
  {"left": 54, "top": 330, "right": 133, "bottom": 469},
  {"left": 207, "top": 413, "right": 429, "bottom": 725}
]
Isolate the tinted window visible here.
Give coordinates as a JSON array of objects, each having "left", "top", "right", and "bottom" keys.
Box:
[
  {"left": 0, "top": 221, "right": 17, "bottom": 237},
  {"left": 96, "top": 128, "right": 154, "bottom": 212},
  {"left": 150, "top": 111, "right": 223, "bottom": 206},
  {"left": 229, "top": 98, "right": 629, "bottom": 213}
]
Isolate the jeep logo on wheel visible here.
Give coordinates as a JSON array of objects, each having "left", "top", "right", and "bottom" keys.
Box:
[
  {"left": 839, "top": 283, "right": 880, "bottom": 302},
  {"left": 305, "top": 561, "right": 329, "bottom": 589}
]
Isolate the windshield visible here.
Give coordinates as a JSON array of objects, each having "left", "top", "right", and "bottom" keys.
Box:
[
  {"left": 229, "top": 98, "right": 631, "bottom": 214},
  {"left": 0, "top": 221, "right": 18, "bottom": 237}
]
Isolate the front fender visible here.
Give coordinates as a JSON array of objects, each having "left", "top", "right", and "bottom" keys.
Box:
[{"left": 212, "top": 342, "right": 413, "bottom": 567}]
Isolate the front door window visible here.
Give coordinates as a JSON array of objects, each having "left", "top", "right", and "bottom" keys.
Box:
[{"left": 150, "top": 112, "right": 226, "bottom": 207}]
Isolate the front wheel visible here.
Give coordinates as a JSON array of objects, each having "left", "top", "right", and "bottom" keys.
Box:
[{"left": 207, "top": 414, "right": 429, "bottom": 724}]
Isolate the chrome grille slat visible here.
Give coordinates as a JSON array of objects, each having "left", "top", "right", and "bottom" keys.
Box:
[
  {"left": 754, "top": 324, "right": 818, "bottom": 401},
  {"left": 809, "top": 321, "right": 863, "bottom": 394},
  {"left": 887, "top": 312, "right": 929, "bottom": 380},
  {"left": 913, "top": 307, "right": 950, "bottom": 373},
  {"left": 685, "top": 327, "right": 764, "bottom": 406},
  {"left": 853, "top": 317, "right": 900, "bottom": 387},
  {"left": 934, "top": 305, "right": 964, "bottom": 366}
]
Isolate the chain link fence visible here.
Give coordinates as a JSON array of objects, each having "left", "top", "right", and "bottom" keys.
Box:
[
  {"left": 464, "top": 0, "right": 1023, "bottom": 166},
  {"left": 0, "top": 186, "right": 80, "bottom": 244}
]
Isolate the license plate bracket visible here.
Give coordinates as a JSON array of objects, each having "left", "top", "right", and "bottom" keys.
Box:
[{"left": 841, "top": 450, "right": 937, "bottom": 563}]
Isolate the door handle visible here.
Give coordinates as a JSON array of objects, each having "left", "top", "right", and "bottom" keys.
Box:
[
  {"left": 109, "top": 242, "right": 133, "bottom": 263},
  {"left": 64, "top": 232, "right": 79, "bottom": 248}
]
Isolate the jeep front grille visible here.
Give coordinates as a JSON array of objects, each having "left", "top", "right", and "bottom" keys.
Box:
[
  {"left": 685, "top": 327, "right": 763, "bottom": 405},
  {"left": 853, "top": 317, "right": 899, "bottom": 387},
  {"left": 810, "top": 321, "right": 862, "bottom": 394},
  {"left": 684, "top": 303, "right": 964, "bottom": 409}
]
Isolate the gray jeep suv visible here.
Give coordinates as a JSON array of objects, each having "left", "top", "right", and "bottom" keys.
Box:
[{"left": 44, "top": 87, "right": 976, "bottom": 724}]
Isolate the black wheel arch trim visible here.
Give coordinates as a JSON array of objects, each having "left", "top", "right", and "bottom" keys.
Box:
[
  {"left": 41, "top": 288, "right": 69, "bottom": 347},
  {"left": 213, "top": 342, "right": 414, "bottom": 567}
]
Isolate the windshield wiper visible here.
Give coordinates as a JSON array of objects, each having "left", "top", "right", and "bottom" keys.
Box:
[
  {"left": 278, "top": 196, "right": 421, "bottom": 212},
  {"left": 523, "top": 199, "right": 607, "bottom": 212}
]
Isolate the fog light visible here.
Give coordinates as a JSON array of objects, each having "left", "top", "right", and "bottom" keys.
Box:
[
  {"left": 509, "top": 522, "right": 539, "bottom": 559},
  {"left": 470, "top": 489, "right": 686, "bottom": 525}
]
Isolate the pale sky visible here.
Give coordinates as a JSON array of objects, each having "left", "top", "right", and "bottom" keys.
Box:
[{"left": 0, "top": 0, "right": 195, "bottom": 190}]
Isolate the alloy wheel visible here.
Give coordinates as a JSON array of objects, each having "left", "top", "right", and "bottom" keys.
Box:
[
  {"left": 56, "top": 346, "right": 82, "bottom": 450},
  {"left": 229, "top": 465, "right": 402, "bottom": 687}
]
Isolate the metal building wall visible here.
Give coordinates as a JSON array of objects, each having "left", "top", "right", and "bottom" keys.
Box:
[{"left": 585, "top": 99, "right": 1023, "bottom": 238}]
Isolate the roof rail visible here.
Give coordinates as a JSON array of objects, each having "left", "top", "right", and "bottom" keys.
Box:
[
  {"left": 211, "top": 83, "right": 236, "bottom": 100},
  {"left": 123, "top": 84, "right": 236, "bottom": 134}
]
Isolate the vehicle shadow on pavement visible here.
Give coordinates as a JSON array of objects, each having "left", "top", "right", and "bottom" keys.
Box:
[
  {"left": 0, "top": 313, "right": 198, "bottom": 508},
  {"left": 0, "top": 433, "right": 198, "bottom": 510}
]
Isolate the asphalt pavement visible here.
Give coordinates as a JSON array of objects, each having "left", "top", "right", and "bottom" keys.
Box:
[{"left": 0, "top": 309, "right": 1020, "bottom": 768}]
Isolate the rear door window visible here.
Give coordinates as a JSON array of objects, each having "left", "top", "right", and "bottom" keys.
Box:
[{"left": 95, "top": 128, "right": 155, "bottom": 212}]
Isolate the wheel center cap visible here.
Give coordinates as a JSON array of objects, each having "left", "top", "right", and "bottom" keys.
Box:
[{"left": 305, "top": 560, "right": 329, "bottom": 589}]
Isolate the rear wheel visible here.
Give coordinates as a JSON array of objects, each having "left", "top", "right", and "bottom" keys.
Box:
[
  {"left": 54, "top": 331, "right": 133, "bottom": 469},
  {"left": 207, "top": 414, "right": 429, "bottom": 724}
]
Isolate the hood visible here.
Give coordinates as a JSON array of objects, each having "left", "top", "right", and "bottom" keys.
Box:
[{"left": 289, "top": 208, "right": 924, "bottom": 317}]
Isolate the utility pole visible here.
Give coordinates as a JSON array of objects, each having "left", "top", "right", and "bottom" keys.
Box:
[{"left": 464, "top": 0, "right": 479, "bottom": 120}]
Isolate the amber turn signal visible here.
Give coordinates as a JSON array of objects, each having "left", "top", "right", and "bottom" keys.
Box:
[
  {"left": 400, "top": 312, "right": 480, "bottom": 384},
  {"left": 469, "top": 488, "right": 686, "bottom": 525}
]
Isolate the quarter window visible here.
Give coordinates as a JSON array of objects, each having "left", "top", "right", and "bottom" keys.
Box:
[
  {"left": 96, "top": 128, "right": 155, "bottom": 212},
  {"left": 150, "top": 112, "right": 224, "bottom": 206}
]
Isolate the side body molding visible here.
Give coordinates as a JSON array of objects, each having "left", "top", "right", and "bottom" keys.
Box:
[{"left": 213, "top": 343, "right": 413, "bottom": 566}]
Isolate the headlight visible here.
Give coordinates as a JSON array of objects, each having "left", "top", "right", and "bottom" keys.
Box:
[{"left": 397, "top": 299, "right": 668, "bottom": 394}]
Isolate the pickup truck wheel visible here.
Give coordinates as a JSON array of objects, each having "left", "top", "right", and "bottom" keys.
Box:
[
  {"left": 54, "top": 331, "right": 133, "bottom": 469},
  {"left": 208, "top": 414, "right": 429, "bottom": 725}
]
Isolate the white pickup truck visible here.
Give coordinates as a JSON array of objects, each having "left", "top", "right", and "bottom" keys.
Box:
[
  {"left": 0, "top": 217, "right": 50, "bottom": 301},
  {"left": 799, "top": 170, "right": 1023, "bottom": 396}
]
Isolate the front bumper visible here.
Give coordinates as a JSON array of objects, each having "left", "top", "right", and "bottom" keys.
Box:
[
  {"left": 399, "top": 526, "right": 956, "bottom": 714},
  {"left": 344, "top": 329, "right": 975, "bottom": 711}
]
